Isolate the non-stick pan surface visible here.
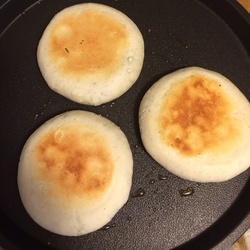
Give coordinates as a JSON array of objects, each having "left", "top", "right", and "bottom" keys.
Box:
[{"left": 0, "top": 0, "right": 250, "bottom": 249}]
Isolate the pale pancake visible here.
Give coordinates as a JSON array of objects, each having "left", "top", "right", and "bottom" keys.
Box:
[
  {"left": 18, "top": 110, "right": 133, "bottom": 236},
  {"left": 139, "top": 67, "right": 250, "bottom": 182},
  {"left": 37, "top": 3, "right": 144, "bottom": 106}
]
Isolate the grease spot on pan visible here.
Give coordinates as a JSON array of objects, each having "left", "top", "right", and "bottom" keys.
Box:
[
  {"left": 101, "top": 223, "right": 116, "bottom": 230},
  {"left": 179, "top": 186, "right": 194, "bottom": 197},
  {"left": 131, "top": 188, "right": 146, "bottom": 198}
]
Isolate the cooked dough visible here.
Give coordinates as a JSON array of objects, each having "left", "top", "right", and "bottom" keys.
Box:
[
  {"left": 18, "top": 110, "right": 133, "bottom": 236},
  {"left": 139, "top": 67, "right": 250, "bottom": 182},
  {"left": 37, "top": 3, "right": 144, "bottom": 106}
]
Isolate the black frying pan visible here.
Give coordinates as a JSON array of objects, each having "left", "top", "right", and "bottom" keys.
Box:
[{"left": 0, "top": 0, "right": 250, "bottom": 249}]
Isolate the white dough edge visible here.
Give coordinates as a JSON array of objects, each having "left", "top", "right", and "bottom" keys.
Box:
[
  {"left": 17, "top": 110, "right": 133, "bottom": 236},
  {"left": 139, "top": 67, "right": 250, "bottom": 182},
  {"left": 37, "top": 3, "right": 145, "bottom": 106}
]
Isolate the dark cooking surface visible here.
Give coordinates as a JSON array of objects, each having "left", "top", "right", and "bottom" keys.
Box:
[{"left": 0, "top": 0, "right": 250, "bottom": 249}]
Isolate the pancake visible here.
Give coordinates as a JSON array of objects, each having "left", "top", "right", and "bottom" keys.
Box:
[
  {"left": 139, "top": 67, "right": 250, "bottom": 182},
  {"left": 37, "top": 3, "right": 144, "bottom": 106},
  {"left": 17, "top": 110, "right": 133, "bottom": 236}
]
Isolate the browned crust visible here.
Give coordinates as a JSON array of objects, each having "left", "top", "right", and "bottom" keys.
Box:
[
  {"left": 48, "top": 9, "right": 129, "bottom": 78},
  {"left": 158, "top": 75, "right": 241, "bottom": 156},
  {"left": 35, "top": 124, "right": 114, "bottom": 201}
]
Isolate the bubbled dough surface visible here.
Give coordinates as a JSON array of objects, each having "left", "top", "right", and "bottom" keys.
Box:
[
  {"left": 18, "top": 110, "right": 133, "bottom": 236},
  {"left": 139, "top": 67, "right": 250, "bottom": 182}
]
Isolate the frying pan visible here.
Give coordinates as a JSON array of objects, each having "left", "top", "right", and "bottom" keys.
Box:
[{"left": 0, "top": 0, "right": 250, "bottom": 249}]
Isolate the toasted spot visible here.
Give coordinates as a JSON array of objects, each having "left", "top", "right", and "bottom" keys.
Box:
[
  {"left": 159, "top": 75, "right": 242, "bottom": 156},
  {"left": 35, "top": 124, "right": 114, "bottom": 200},
  {"left": 48, "top": 9, "right": 129, "bottom": 78}
]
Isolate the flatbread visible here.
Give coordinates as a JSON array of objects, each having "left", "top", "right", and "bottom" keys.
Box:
[
  {"left": 139, "top": 67, "right": 250, "bottom": 182},
  {"left": 18, "top": 110, "right": 133, "bottom": 236},
  {"left": 37, "top": 3, "right": 144, "bottom": 106}
]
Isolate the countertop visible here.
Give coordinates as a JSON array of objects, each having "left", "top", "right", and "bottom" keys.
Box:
[{"left": 237, "top": 0, "right": 250, "bottom": 12}]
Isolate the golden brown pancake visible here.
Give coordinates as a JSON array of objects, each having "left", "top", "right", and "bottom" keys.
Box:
[
  {"left": 18, "top": 110, "right": 133, "bottom": 235},
  {"left": 139, "top": 67, "right": 250, "bottom": 182},
  {"left": 37, "top": 3, "right": 144, "bottom": 105}
]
